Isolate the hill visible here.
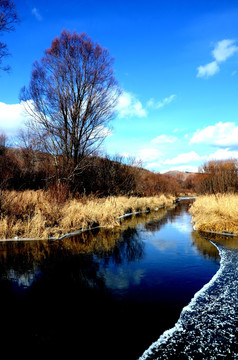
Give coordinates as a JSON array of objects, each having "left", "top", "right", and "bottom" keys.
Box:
[{"left": 164, "top": 170, "right": 197, "bottom": 181}]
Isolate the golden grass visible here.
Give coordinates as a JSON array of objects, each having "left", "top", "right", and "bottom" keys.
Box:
[
  {"left": 0, "top": 190, "right": 175, "bottom": 240},
  {"left": 189, "top": 194, "right": 238, "bottom": 234},
  {"left": 0, "top": 208, "right": 171, "bottom": 268}
]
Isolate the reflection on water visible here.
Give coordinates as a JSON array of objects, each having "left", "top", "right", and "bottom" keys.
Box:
[
  {"left": 191, "top": 230, "right": 220, "bottom": 260},
  {"left": 0, "top": 208, "right": 171, "bottom": 285},
  {"left": 140, "top": 242, "right": 238, "bottom": 360},
  {"left": 140, "top": 205, "right": 238, "bottom": 360},
  {"left": 0, "top": 199, "right": 229, "bottom": 359},
  {"left": 200, "top": 231, "right": 238, "bottom": 250}
]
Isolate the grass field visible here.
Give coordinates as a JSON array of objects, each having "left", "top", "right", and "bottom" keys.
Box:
[
  {"left": 0, "top": 190, "right": 175, "bottom": 239},
  {"left": 190, "top": 194, "right": 238, "bottom": 234}
]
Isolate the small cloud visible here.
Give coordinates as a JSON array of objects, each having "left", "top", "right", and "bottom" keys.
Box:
[
  {"left": 173, "top": 128, "right": 187, "bottom": 133},
  {"left": 197, "top": 61, "right": 220, "bottom": 78},
  {"left": 120, "top": 152, "right": 131, "bottom": 158},
  {"left": 117, "top": 91, "right": 147, "bottom": 118},
  {"left": 147, "top": 238, "right": 177, "bottom": 251},
  {"left": 146, "top": 98, "right": 155, "bottom": 108},
  {"left": 163, "top": 151, "right": 202, "bottom": 165},
  {"left": 91, "top": 125, "right": 113, "bottom": 139},
  {"left": 212, "top": 39, "right": 238, "bottom": 63},
  {"left": 145, "top": 161, "right": 162, "bottom": 170},
  {"left": 105, "top": 269, "right": 144, "bottom": 290},
  {"left": 190, "top": 122, "right": 238, "bottom": 148},
  {"left": 151, "top": 134, "right": 178, "bottom": 144},
  {"left": 147, "top": 94, "right": 176, "bottom": 109},
  {"left": 137, "top": 148, "right": 162, "bottom": 162},
  {"left": 32, "top": 8, "right": 43, "bottom": 21},
  {"left": 197, "top": 39, "right": 238, "bottom": 78},
  {"left": 232, "top": 70, "right": 237, "bottom": 76}
]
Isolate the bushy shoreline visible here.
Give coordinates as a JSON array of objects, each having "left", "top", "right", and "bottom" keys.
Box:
[
  {"left": 190, "top": 194, "right": 238, "bottom": 235},
  {"left": 0, "top": 190, "right": 175, "bottom": 240}
]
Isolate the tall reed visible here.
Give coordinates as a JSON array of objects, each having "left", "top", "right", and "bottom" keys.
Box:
[
  {"left": 0, "top": 190, "right": 175, "bottom": 239},
  {"left": 190, "top": 194, "right": 238, "bottom": 234}
]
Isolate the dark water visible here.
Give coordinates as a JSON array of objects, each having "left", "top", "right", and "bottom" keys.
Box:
[{"left": 0, "top": 199, "right": 236, "bottom": 359}]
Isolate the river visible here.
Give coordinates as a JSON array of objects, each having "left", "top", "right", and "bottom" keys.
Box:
[{"left": 0, "top": 199, "right": 237, "bottom": 359}]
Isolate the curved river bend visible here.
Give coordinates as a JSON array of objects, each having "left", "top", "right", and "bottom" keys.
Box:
[
  {"left": 139, "top": 239, "right": 238, "bottom": 360},
  {"left": 0, "top": 199, "right": 237, "bottom": 359}
]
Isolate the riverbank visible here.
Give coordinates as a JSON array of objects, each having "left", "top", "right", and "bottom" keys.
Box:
[
  {"left": 0, "top": 190, "right": 175, "bottom": 240},
  {"left": 190, "top": 194, "right": 238, "bottom": 235}
]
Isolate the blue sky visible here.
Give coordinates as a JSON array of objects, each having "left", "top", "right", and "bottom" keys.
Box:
[{"left": 0, "top": 0, "right": 238, "bottom": 173}]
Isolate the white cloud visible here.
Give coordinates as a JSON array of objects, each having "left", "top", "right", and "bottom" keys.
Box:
[
  {"left": 197, "top": 61, "right": 220, "bottom": 78},
  {"left": 151, "top": 134, "right": 178, "bottom": 144},
  {"left": 190, "top": 122, "right": 238, "bottom": 147},
  {"left": 212, "top": 39, "right": 238, "bottom": 63},
  {"left": 163, "top": 151, "right": 202, "bottom": 165},
  {"left": 145, "top": 161, "right": 162, "bottom": 170},
  {"left": 197, "top": 39, "right": 238, "bottom": 78},
  {"left": 105, "top": 268, "right": 144, "bottom": 290},
  {"left": 173, "top": 127, "right": 187, "bottom": 133},
  {"left": 147, "top": 94, "right": 176, "bottom": 109},
  {"left": 32, "top": 8, "right": 43, "bottom": 21},
  {"left": 207, "top": 148, "right": 238, "bottom": 161},
  {"left": 117, "top": 92, "right": 176, "bottom": 118},
  {"left": 120, "top": 152, "right": 131, "bottom": 158},
  {"left": 117, "top": 91, "right": 147, "bottom": 118},
  {"left": 0, "top": 102, "right": 26, "bottom": 136},
  {"left": 91, "top": 124, "right": 113, "bottom": 139},
  {"left": 137, "top": 148, "right": 162, "bottom": 162}
]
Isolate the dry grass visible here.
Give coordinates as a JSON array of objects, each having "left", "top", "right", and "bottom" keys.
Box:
[
  {"left": 190, "top": 194, "right": 238, "bottom": 234},
  {"left": 0, "top": 190, "right": 175, "bottom": 239}
]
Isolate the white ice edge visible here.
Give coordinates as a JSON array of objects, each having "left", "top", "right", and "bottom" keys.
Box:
[{"left": 139, "top": 241, "right": 223, "bottom": 360}]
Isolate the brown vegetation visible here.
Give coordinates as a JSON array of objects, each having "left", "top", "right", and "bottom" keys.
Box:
[
  {"left": 186, "top": 159, "right": 238, "bottom": 194},
  {"left": 0, "top": 189, "right": 175, "bottom": 239},
  {"left": 0, "top": 141, "right": 186, "bottom": 196},
  {"left": 3, "top": 121, "right": 238, "bottom": 241},
  {"left": 190, "top": 194, "right": 238, "bottom": 235},
  {"left": 0, "top": 140, "right": 181, "bottom": 240}
]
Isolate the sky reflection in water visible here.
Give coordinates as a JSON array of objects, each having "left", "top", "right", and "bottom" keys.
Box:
[{"left": 0, "top": 200, "right": 222, "bottom": 359}]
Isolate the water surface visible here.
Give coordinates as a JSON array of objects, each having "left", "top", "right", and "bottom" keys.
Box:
[{"left": 0, "top": 199, "right": 233, "bottom": 359}]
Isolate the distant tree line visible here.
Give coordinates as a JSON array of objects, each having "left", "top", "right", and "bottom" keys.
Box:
[
  {"left": 189, "top": 159, "right": 238, "bottom": 194},
  {"left": 2, "top": 132, "right": 238, "bottom": 197},
  {"left": 0, "top": 138, "right": 184, "bottom": 197}
]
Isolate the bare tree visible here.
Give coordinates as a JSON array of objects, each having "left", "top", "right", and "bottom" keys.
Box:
[
  {"left": 198, "top": 159, "right": 238, "bottom": 194},
  {"left": 0, "top": 0, "right": 19, "bottom": 71},
  {"left": 0, "top": 130, "right": 7, "bottom": 148},
  {"left": 20, "top": 30, "right": 120, "bottom": 182}
]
